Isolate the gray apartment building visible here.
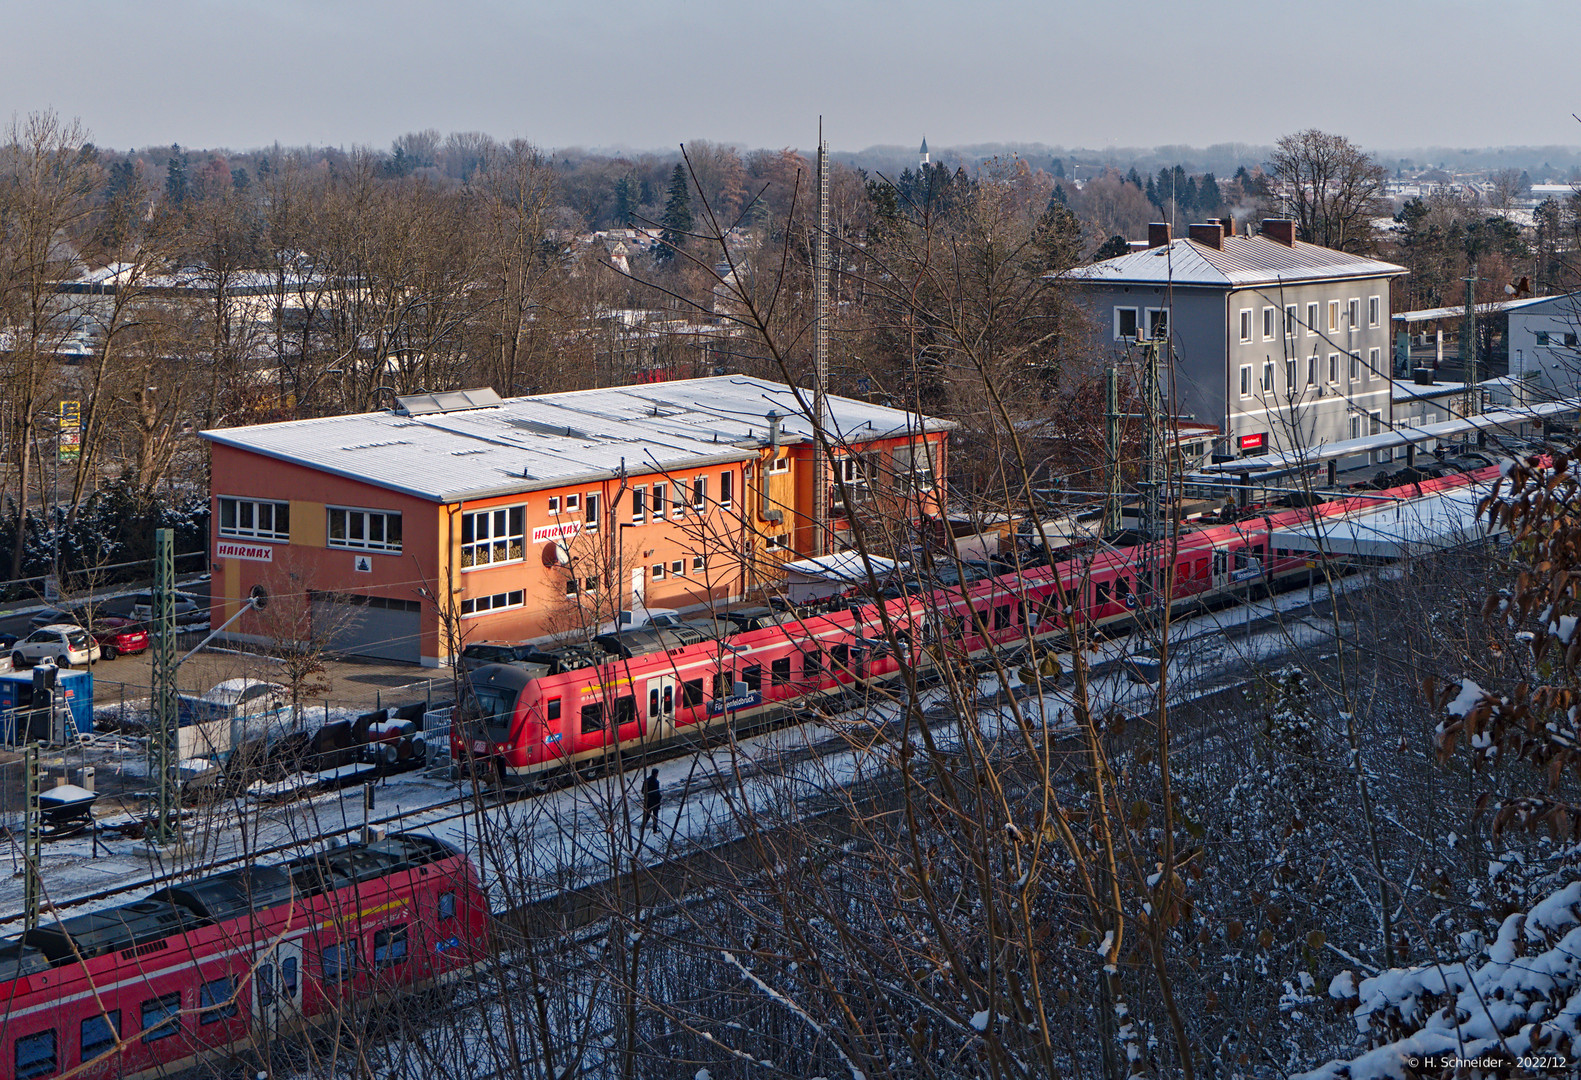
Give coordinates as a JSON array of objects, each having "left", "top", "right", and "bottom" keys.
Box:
[{"left": 1070, "top": 220, "right": 1406, "bottom": 462}]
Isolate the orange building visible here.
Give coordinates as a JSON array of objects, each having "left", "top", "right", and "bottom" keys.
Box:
[{"left": 202, "top": 377, "right": 950, "bottom": 665}]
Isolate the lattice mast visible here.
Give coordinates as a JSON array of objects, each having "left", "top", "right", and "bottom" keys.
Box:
[{"left": 811, "top": 121, "right": 830, "bottom": 557}]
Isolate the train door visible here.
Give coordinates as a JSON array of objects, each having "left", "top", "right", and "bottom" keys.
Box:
[
  {"left": 645, "top": 674, "right": 676, "bottom": 739},
  {"left": 253, "top": 937, "right": 303, "bottom": 1034},
  {"left": 1211, "top": 548, "right": 1230, "bottom": 590}
]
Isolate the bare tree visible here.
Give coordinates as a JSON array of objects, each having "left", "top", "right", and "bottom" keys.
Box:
[{"left": 1265, "top": 129, "right": 1388, "bottom": 253}]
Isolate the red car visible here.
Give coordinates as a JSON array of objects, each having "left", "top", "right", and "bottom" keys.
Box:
[{"left": 90, "top": 616, "right": 149, "bottom": 660}]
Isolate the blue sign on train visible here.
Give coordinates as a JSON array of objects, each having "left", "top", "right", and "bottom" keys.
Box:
[{"left": 708, "top": 691, "right": 762, "bottom": 716}]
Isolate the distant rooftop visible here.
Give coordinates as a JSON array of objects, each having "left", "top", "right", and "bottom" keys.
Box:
[
  {"left": 1392, "top": 293, "right": 1577, "bottom": 324},
  {"left": 1068, "top": 234, "right": 1405, "bottom": 288},
  {"left": 203, "top": 376, "right": 952, "bottom": 503}
]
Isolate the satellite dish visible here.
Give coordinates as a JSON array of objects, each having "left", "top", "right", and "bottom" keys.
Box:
[{"left": 542, "top": 541, "right": 572, "bottom": 567}]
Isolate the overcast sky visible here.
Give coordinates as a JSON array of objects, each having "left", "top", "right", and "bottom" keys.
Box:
[{"left": 7, "top": 0, "right": 1578, "bottom": 155}]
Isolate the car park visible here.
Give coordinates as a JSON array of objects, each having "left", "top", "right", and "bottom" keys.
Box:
[
  {"left": 27, "top": 606, "right": 85, "bottom": 631},
  {"left": 11, "top": 624, "right": 101, "bottom": 668},
  {"left": 89, "top": 617, "right": 149, "bottom": 659},
  {"left": 128, "top": 590, "right": 206, "bottom": 626}
]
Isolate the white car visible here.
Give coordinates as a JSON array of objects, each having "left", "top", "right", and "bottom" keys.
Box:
[
  {"left": 12, "top": 624, "right": 101, "bottom": 668},
  {"left": 179, "top": 679, "right": 290, "bottom": 724}
]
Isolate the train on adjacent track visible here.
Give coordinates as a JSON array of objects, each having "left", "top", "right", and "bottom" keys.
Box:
[
  {"left": 457, "top": 467, "right": 1501, "bottom": 780},
  {"left": 0, "top": 832, "right": 487, "bottom": 1080}
]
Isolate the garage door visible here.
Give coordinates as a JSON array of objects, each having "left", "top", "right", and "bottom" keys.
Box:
[{"left": 310, "top": 594, "right": 423, "bottom": 664}]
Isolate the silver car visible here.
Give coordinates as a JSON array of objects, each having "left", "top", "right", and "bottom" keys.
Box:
[{"left": 12, "top": 624, "right": 101, "bottom": 668}]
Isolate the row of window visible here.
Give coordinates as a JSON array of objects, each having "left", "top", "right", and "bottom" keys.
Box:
[
  {"left": 1113, "top": 307, "right": 1169, "bottom": 342},
  {"left": 1238, "top": 348, "right": 1381, "bottom": 398},
  {"left": 12, "top": 895, "right": 455, "bottom": 1078},
  {"left": 1239, "top": 297, "right": 1382, "bottom": 344},
  {"left": 564, "top": 556, "right": 708, "bottom": 597},
  {"left": 217, "top": 498, "right": 403, "bottom": 554}
]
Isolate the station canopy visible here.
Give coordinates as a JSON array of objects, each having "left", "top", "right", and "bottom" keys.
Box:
[{"left": 1271, "top": 482, "right": 1496, "bottom": 559}]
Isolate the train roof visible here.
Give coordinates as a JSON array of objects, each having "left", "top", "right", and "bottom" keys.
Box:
[{"left": 146, "top": 864, "right": 294, "bottom": 922}]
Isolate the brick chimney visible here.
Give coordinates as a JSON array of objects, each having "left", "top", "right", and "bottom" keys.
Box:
[
  {"left": 1220, "top": 216, "right": 1236, "bottom": 237},
  {"left": 1148, "top": 222, "right": 1172, "bottom": 248},
  {"left": 1262, "top": 219, "right": 1296, "bottom": 246},
  {"left": 1188, "top": 222, "right": 1224, "bottom": 250}
]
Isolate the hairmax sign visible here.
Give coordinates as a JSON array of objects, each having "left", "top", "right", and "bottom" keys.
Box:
[{"left": 216, "top": 541, "right": 274, "bottom": 562}]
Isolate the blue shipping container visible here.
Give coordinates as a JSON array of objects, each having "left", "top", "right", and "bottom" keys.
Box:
[{"left": 0, "top": 669, "right": 94, "bottom": 744}]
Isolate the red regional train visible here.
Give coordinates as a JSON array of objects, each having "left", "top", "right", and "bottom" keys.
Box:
[
  {"left": 0, "top": 832, "right": 487, "bottom": 1080},
  {"left": 458, "top": 468, "right": 1500, "bottom": 781}
]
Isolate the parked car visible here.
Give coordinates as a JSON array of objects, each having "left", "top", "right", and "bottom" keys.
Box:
[
  {"left": 90, "top": 617, "right": 149, "bottom": 660},
  {"left": 458, "top": 641, "right": 539, "bottom": 672},
  {"left": 176, "top": 679, "right": 292, "bottom": 762},
  {"left": 11, "top": 624, "right": 101, "bottom": 668},
  {"left": 128, "top": 591, "right": 206, "bottom": 626},
  {"left": 27, "top": 606, "right": 85, "bottom": 631}
]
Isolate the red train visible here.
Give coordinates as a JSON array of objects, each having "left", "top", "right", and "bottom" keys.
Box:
[
  {"left": 0, "top": 831, "right": 487, "bottom": 1080},
  {"left": 458, "top": 468, "right": 1498, "bottom": 780}
]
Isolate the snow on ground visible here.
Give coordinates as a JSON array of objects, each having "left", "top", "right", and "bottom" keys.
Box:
[{"left": 0, "top": 570, "right": 1364, "bottom": 930}]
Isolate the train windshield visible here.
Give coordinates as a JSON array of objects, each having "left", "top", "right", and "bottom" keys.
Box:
[{"left": 458, "top": 682, "right": 519, "bottom": 742}]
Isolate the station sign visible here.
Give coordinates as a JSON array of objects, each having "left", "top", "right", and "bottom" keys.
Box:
[{"left": 1238, "top": 432, "right": 1266, "bottom": 452}]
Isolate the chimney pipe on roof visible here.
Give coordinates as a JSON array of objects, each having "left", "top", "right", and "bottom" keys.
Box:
[
  {"left": 1148, "top": 222, "right": 1172, "bottom": 248},
  {"left": 1188, "top": 222, "right": 1224, "bottom": 250},
  {"left": 1262, "top": 219, "right": 1296, "bottom": 246},
  {"left": 1220, "top": 216, "right": 1236, "bottom": 237}
]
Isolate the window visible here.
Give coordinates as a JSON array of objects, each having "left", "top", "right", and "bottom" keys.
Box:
[
  {"left": 651, "top": 562, "right": 665, "bottom": 580},
  {"left": 993, "top": 604, "right": 1013, "bottom": 630},
  {"left": 1306, "top": 302, "right": 1318, "bottom": 336},
  {"left": 742, "top": 665, "right": 762, "bottom": 693},
  {"left": 200, "top": 976, "right": 238, "bottom": 1023},
  {"left": 328, "top": 507, "right": 402, "bottom": 552},
  {"left": 804, "top": 649, "right": 823, "bottom": 679},
  {"left": 584, "top": 493, "right": 600, "bottom": 531},
  {"left": 564, "top": 578, "right": 579, "bottom": 597},
  {"left": 712, "top": 668, "right": 734, "bottom": 699},
  {"left": 683, "top": 679, "right": 704, "bottom": 707},
  {"left": 692, "top": 555, "right": 705, "bottom": 573},
  {"left": 719, "top": 470, "right": 734, "bottom": 509},
  {"left": 1328, "top": 300, "right": 1340, "bottom": 333},
  {"left": 768, "top": 454, "right": 789, "bottom": 474},
  {"left": 322, "top": 939, "right": 358, "bottom": 982},
  {"left": 1239, "top": 308, "right": 1252, "bottom": 343},
  {"left": 1328, "top": 353, "right": 1340, "bottom": 383},
  {"left": 1537, "top": 330, "right": 1551, "bottom": 345},
  {"left": 547, "top": 697, "right": 562, "bottom": 722},
  {"left": 142, "top": 992, "right": 181, "bottom": 1043},
  {"left": 1239, "top": 365, "right": 1251, "bottom": 397},
  {"left": 547, "top": 496, "right": 560, "bottom": 515},
  {"left": 672, "top": 479, "right": 688, "bottom": 516},
  {"left": 1262, "top": 362, "right": 1274, "bottom": 392},
  {"left": 15, "top": 1031, "right": 55, "bottom": 1080},
  {"left": 580, "top": 702, "right": 604, "bottom": 734},
  {"left": 1368, "top": 347, "right": 1380, "bottom": 382},
  {"left": 564, "top": 493, "right": 579, "bottom": 513},
  {"left": 1371, "top": 411, "right": 1389, "bottom": 463},
  {"left": 460, "top": 589, "right": 524, "bottom": 617},
  {"left": 1145, "top": 308, "right": 1168, "bottom": 339},
  {"left": 1115, "top": 307, "right": 1139, "bottom": 340},
  {"left": 375, "top": 925, "right": 410, "bottom": 967},
  {"left": 766, "top": 534, "right": 789, "bottom": 550},
  {"left": 1306, "top": 355, "right": 1317, "bottom": 386},
  {"left": 218, "top": 497, "right": 290, "bottom": 542},
  {"left": 771, "top": 657, "right": 792, "bottom": 686},
  {"left": 692, "top": 476, "right": 708, "bottom": 511},
  {"left": 672, "top": 559, "right": 685, "bottom": 576},
  {"left": 652, "top": 482, "right": 666, "bottom": 520},
  {"left": 1285, "top": 359, "right": 1297, "bottom": 391},
  {"left": 1369, "top": 295, "right": 1381, "bottom": 327},
  {"left": 1348, "top": 298, "right": 1360, "bottom": 329},
  {"left": 282, "top": 955, "right": 298, "bottom": 997},
  {"left": 80, "top": 1013, "right": 118, "bottom": 1064},
  {"left": 1285, "top": 304, "right": 1298, "bottom": 337},
  {"left": 1262, "top": 306, "right": 1275, "bottom": 340},
  {"left": 1349, "top": 351, "right": 1360, "bottom": 382},
  {"left": 584, "top": 575, "right": 600, "bottom": 593},
  {"left": 1349, "top": 414, "right": 1361, "bottom": 440},
  {"left": 631, "top": 485, "right": 646, "bottom": 524},
  {"left": 439, "top": 890, "right": 458, "bottom": 920},
  {"left": 461, "top": 505, "right": 525, "bottom": 568}
]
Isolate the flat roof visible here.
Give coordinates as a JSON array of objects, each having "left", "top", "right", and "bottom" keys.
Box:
[
  {"left": 1391, "top": 294, "right": 1571, "bottom": 324},
  {"left": 202, "top": 376, "right": 953, "bottom": 504},
  {"left": 1272, "top": 481, "right": 1495, "bottom": 558}
]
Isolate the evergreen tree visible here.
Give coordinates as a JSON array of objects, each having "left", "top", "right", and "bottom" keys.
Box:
[
  {"left": 1050, "top": 183, "right": 1069, "bottom": 206},
  {"left": 1125, "top": 167, "right": 1143, "bottom": 189},
  {"left": 104, "top": 158, "right": 137, "bottom": 202},
  {"left": 614, "top": 174, "right": 636, "bottom": 226},
  {"left": 231, "top": 167, "right": 250, "bottom": 193},
  {"left": 657, "top": 164, "right": 694, "bottom": 262},
  {"left": 1092, "top": 234, "right": 1131, "bottom": 261},
  {"left": 164, "top": 144, "right": 188, "bottom": 206},
  {"left": 1182, "top": 175, "right": 1199, "bottom": 218},
  {"left": 1145, "top": 174, "right": 1160, "bottom": 209},
  {"left": 1050, "top": 157, "right": 1066, "bottom": 178},
  {"left": 1199, "top": 172, "right": 1222, "bottom": 216}
]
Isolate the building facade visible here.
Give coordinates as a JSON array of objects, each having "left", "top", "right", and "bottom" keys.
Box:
[
  {"left": 1070, "top": 219, "right": 1406, "bottom": 462},
  {"left": 202, "top": 377, "right": 950, "bottom": 665}
]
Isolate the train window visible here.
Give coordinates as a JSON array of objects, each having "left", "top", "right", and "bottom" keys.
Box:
[
  {"left": 200, "top": 976, "right": 238, "bottom": 1023},
  {"left": 1116, "top": 577, "right": 1131, "bottom": 599},
  {"left": 771, "top": 657, "right": 792, "bottom": 686},
  {"left": 682, "top": 679, "right": 704, "bottom": 708},
  {"left": 1234, "top": 549, "right": 1251, "bottom": 572},
  {"left": 614, "top": 697, "right": 636, "bottom": 727},
  {"left": 80, "top": 1012, "right": 118, "bottom": 1064},
  {"left": 15, "top": 1030, "right": 55, "bottom": 1080},
  {"left": 832, "top": 644, "right": 849, "bottom": 670},
  {"left": 649, "top": 688, "right": 660, "bottom": 715},
  {"left": 1213, "top": 550, "right": 1228, "bottom": 577},
  {"left": 803, "top": 650, "right": 822, "bottom": 679},
  {"left": 1096, "top": 580, "right": 1111, "bottom": 606},
  {"left": 375, "top": 925, "right": 410, "bottom": 967},
  {"left": 1194, "top": 559, "right": 1208, "bottom": 580},
  {"left": 439, "top": 891, "right": 458, "bottom": 920},
  {"left": 258, "top": 964, "right": 276, "bottom": 1007},
  {"left": 141, "top": 992, "right": 181, "bottom": 1043},
  {"left": 321, "top": 940, "right": 359, "bottom": 982},
  {"left": 712, "top": 670, "right": 733, "bottom": 699},
  {"left": 993, "top": 604, "right": 1012, "bottom": 630},
  {"left": 580, "top": 702, "right": 604, "bottom": 734},
  {"left": 282, "top": 956, "right": 298, "bottom": 997},
  {"left": 547, "top": 697, "right": 562, "bottom": 722},
  {"left": 743, "top": 665, "right": 762, "bottom": 693}
]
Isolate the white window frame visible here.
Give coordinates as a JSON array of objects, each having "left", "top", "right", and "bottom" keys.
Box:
[
  {"left": 692, "top": 476, "right": 708, "bottom": 512},
  {"left": 1306, "top": 302, "right": 1318, "bottom": 337},
  {"left": 673, "top": 478, "right": 689, "bottom": 517},
  {"left": 631, "top": 485, "right": 646, "bottom": 525},
  {"left": 1348, "top": 298, "right": 1360, "bottom": 330},
  {"left": 547, "top": 495, "right": 560, "bottom": 516},
  {"left": 1306, "top": 355, "right": 1317, "bottom": 386},
  {"left": 460, "top": 504, "right": 525, "bottom": 570},
  {"left": 564, "top": 493, "right": 580, "bottom": 513},
  {"left": 1262, "top": 306, "right": 1276, "bottom": 341},
  {"left": 1368, "top": 295, "right": 1381, "bottom": 327},
  {"left": 1239, "top": 365, "right": 1252, "bottom": 398},
  {"left": 672, "top": 559, "right": 686, "bottom": 576},
  {"left": 1284, "top": 304, "right": 1298, "bottom": 338},
  {"left": 1328, "top": 353, "right": 1340, "bottom": 384},
  {"left": 1328, "top": 300, "right": 1340, "bottom": 333},
  {"left": 460, "top": 589, "right": 525, "bottom": 617},
  {"left": 584, "top": 492, "right": 600, "bottom": 532},
  {"left": 327, "top": 506, "right": 402, "bottom": 553},
  {"left": 1285, "top": 358, "right": 1297, "bottom": 392},
  {"left": 652, "top": 482, "right": 666, "bottom": 521},
  {"left": 1349, "top": 415, "right": 1361, "bottom": 440},
  {"left": 719, "top": 469, "right": 734, "bottom": 510},
  {"left": 218, "top": 496, "right": 291, "bottom": 542},
  {"left": 1349, "top": 351, "right": 1360, "bottom": 382},
  {"left": 692, "top": 554, "right": 705, "bottom": 572},
  {"left": 1239, "top": 309, "right": 1252, "bottom": 343},
  {"left": 768, "top": 454, "right": 789, "bottom": 474},
  {"left": 1368, "top": 347, "right": 1380, "bottom": 382},
  {"left": 651, "top": 562, "right": 666, "bottom": 580},
  {"left": 1145, "top": 308, "right": 1168, "bottom": 340},
  {"left": 1114, "top": 307, "right": 1140, "bottom": 341},
  {"left": 1371, "top": 411, "right": 1390, "bottom": 463},
  {"left": 1261, "top": 362, "right": 1274, "bottom": 392}
]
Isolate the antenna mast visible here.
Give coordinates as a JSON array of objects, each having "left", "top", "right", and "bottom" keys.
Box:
[{"left": 812, "top": 119, "right": 830, "bottom": 556}]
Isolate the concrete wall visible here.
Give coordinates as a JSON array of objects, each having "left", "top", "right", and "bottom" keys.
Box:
[{"left": 1508, "top": 295, "right": 1581, "bottom": 396}]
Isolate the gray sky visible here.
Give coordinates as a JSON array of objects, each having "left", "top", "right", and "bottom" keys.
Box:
[{"left": 7, "top": 0, "right": 1580, "bottom": 155}]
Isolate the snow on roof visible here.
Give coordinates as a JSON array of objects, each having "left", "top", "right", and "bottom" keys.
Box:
[
  {"left": 1392, "top": 379, "right": 1468, "bottom": 401},
  {"left": 195, "top": 678, "right": 284, "bottom": 706},
  {"left": 1271, "top": 480, "right": 1496, "bottom": 558},
  {"left": 202, "top": 376, "right": 953, "bottom": 504},
  {"left": 1391, "top": 293, "right": 1567, "bottom": 323},
  {"left": 782, "top": 552, "right": 905, "bottom": 583},
  {"left": 1067, "top": 234, "right": 1405, "bottom": 289}
]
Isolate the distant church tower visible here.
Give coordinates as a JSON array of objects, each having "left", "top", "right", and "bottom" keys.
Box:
[{"left": 919, "top": 137, "right": 929, "bottom": 168}]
